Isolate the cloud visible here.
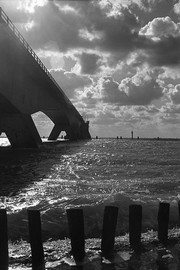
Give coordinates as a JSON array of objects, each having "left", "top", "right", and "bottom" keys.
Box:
[
  {"left": 19, "top": 1, "right": 180, "bottom": 71},
  {"left": 138, "top": 17, "right": 180, "bottom": 67},
  {"left": 169, "top": 84, "right": 180, "bottom": 104},
  {"left": 161, "top": 103, "right": 180, "bottom": 114},
  {"left": 3, "top": 0, "right": 180, "bottom": 70},
  {"left": 174, "top": 0, "right": 180, "bottom": 15},
  {"left": 77, "top": 52, "right": 103, "bottom": 75},
  {"left": 139, "top": 16, "right": 180, "bottom": 40},
  {"left": 158, "top": 103, "right": 180, "bottom": 128},
  {"left": 0, "top": 0, "right": 30, "bottom": 25},
  {"left": 20, "top": 1, "right": 92, "bottom": 52},
  {"left": 92, "top": 110, "right": 119, "bottom": 126},
  {"left": 135, "top": 105, "right": 159, "bottom": 114},
  {"left": 101, "top": 71, "right": 163, "bottom": 105},
  {"left": 93, "top": 8, "right": 140, "bottom": 55},
  {"left": 99, "top": 0, "right": 156, "bottom": 13},
  {"left": 149, "top": 37, "right": 180, "bottom": 66},
  {"left": 91, "top": 104, "right": 162, "bottom": 136},
  {"left": 158, "top": 67, "right": 180, "bottom": 80},
  {"left": 159, "top": 104, "right": 180, "bottom": 125},
  {"left": 50, "top": 69, "right": 92, "bottom": 99},
  {"left": 18, "top": 0, "right": 48, "bottom": 14},
  {"left": 2, "top": 0, "right": 180, "bottom": 137},
  {"left": 18, "top": 1, "right": 141, "bottom": 60}
]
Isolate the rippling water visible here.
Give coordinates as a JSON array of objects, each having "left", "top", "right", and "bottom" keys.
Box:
[{"left": 0, "top": 138, "right": 180, "bottom": 240}]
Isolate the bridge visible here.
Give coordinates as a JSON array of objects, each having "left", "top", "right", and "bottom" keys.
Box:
[{"left": 0, "top": 8, "right": 91, "bottom": 148}]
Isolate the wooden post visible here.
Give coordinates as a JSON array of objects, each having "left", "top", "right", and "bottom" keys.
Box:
[
  {"left": 178, "top": 201, "right": 180, "bottom": 223},
  {"left": 129, "top": 204, "right": 142, "bottom": 251},
  {"left": 158, "top": 202, "right": 169, "bottom": 244},
  {"left": 0, "top": 209, "right": 8, "bottom": 270},
  {"left": 66, "top": 208, "right": 85, "bottom": 262},
  {"left": 27, "top": 209, "right": 45, "bottom": 270},
  {"left": 101, "top": 206, "right": 118, "bottom": 259}
]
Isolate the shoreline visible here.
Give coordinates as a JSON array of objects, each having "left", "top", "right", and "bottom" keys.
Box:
[{"left": 8, "top": 228, "right": 180, "bottom": 269}]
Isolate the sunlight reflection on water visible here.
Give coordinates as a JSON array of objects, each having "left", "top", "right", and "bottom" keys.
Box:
[{"left": 0, "top": 138, "right": 180, "bottom": 239}]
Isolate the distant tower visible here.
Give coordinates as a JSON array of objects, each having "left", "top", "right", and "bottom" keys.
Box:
[{"left": 131, "top": 130, "right": 133, "bottom": 140}]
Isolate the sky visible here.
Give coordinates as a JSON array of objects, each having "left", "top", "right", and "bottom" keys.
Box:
[{"left": 1, "top": 0, "right": 180, "bottom": 138}]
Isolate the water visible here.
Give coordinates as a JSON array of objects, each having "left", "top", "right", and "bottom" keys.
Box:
[{"left": 0, "top": 138, "right": 180, "bottom": 240}]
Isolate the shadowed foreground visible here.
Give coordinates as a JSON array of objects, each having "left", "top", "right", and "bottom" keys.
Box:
[{"left": 8, "top": 230, "right": 180, "bottom": 269}]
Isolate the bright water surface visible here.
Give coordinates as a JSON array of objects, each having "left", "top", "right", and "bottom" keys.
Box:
[{"left": 0, "top": 138, "right": 180, "bottom": 240}]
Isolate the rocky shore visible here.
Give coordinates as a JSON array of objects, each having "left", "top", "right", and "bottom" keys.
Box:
[{"left": 7, "top": 228, "right": 180, "bottom": 269}]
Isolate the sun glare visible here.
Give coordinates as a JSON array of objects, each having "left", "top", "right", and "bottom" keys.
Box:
[{"left": 18, "top": 0, "right": 48, "bottom": 13}]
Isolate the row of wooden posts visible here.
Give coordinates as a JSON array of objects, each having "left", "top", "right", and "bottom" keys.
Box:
[{"left": 0, "top": 202, "right": 176, "bottom": 269}]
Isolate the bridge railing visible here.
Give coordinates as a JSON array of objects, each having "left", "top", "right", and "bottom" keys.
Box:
[{"left": 0, "top": 7, "right": 73, "bottom": 106}]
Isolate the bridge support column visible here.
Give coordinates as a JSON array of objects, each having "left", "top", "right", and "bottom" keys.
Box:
[
  {"left": 64, "top": 122, "right": 91, "bottom": 141},
  {"left": 48, "top": 121, "right": 91, "bottom": 141},
  {"left": 80, "top": 121, "right": 91, "bottom": 139},
  {"left": 48, "top": 125, "right": 62, "bottom": 140},
  {"left": 65, "top": 126, "right": 83, "bottom": 140},
  {"left": 63, "top": 126, "right": 79, "bottom": 141},
  {"left": 0, "top": 113, "right": 42, "bottom": 148}
]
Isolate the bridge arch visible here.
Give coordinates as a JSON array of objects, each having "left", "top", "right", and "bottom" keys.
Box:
[
  {"left": 31, "top": 111, "right": 54, "bottom": 138},
  {"left": 0, "top": 93, "right": 41, "bottom": 148},
  {"left": 42, "top": 110, "right": 72, "bottom": 140},
  {"left": 0, "top": 8, "right": 91, "bottom": 147}
]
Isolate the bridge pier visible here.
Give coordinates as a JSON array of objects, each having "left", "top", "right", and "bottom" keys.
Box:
[
  {"left": 0, "top": 113, "right": 42, "bottom": 148},
  {"left": 80, "top": 121, "right": 91, "bottom": 139},
  {"left": 48, "top": 125, "right": 62, "bottom": 141},
  {"left": 65, "top": 122, "right": 91, "bottom": 141},
  {"left": 48, "top": 121, "right": 91, "bottom": 141},
  {"left": 48, "top": 125, "right": 76, "bottom": 141}
]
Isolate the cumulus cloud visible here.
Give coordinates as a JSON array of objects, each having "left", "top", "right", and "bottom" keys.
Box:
[
  {"left": 158, "top": 67, "right": 180, "bottom": 80},
  {"left": 93, "top": 8, "right": 140, "bottom": 55},
  {"left": 149, "top": 37, "right": 180, "bottom": 66},
  {"left": 141, "top": 0, "right": 172, "bottom": 12},
  {"left": 139, "top": 16, "right": 180, "bottom": 39},
  {"left": 174, "top": 0, "right": 180, "bottom": 15},
  {"left": 19, "top": 1, "right": 180, "bottom": 71},
  {"left": 101, "top": 72, "right": 163, "bottom": 105},
  {"left": 4, "top": 0, "right": 180, "bottom": 70},
  {"left": 18, "top": 0, "right": 48, "bottom": 14},
  {"left": 93, "top": 110, "right": 119, "bottom": 126},
  {"left": 161, "top": 103, "right": 180, "bottom": 114},
  {"left": 50, "top": 69, "right": 92, "bottom": 99},
  {"left": 20, "top": 1, "right": 92, "bottom": 52},
  {"left": 169, "top": 84, "right": 180, "bottom": 104},
  {"left": 2, "top": 0, "right": 180, "bottom": 137},
  {"left": 99, "top": 0, "right": 159, "bottom": 13},
  {"left": 159, "top": 103, "right": 180, "bottom": 125},
  {"left": 77, "top": 52, "right": 103, "bottom": 75},
  {"left": 135, "top": 105, "right": 159, "bottom": 114},
  {"left": 18, "top": 0, "right": 141, "bottom": 61},
  {"left": 138, "top": 16, "right": 180, "bottom": 67}
]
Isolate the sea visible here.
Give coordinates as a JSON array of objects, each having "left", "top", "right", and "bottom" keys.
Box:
[{"left": 0, "top": 137, "right": 180, "bottom": 241}]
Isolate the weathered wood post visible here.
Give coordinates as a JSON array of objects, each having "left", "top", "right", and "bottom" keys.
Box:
[
  {"left": 178, "top": 201, "right": 180, "bottom": 224},
  {"left": 129, "top": 204, "right": 142, "bottom": 251},
  {"left": 0, "top": 209, "right": 8, "bottom": 270},
  {"left": 158, "top": 202, "right": 169, "bottom": 244},
  {"left": 101, "top": 206, "right": 118, "bottom": 259},
  {"left": 66, "top": 208, "right": 85, "bottom": 262},
  {"left": 27, "top": 209, "right": 45, "bottom": 270}
]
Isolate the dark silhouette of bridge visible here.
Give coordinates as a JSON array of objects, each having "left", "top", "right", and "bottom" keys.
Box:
[{"left": 0, "top": 8, "right": 91, "bottom": 148}]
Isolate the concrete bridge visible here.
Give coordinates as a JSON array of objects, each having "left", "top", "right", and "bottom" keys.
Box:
[{"left": 0, "top": 8, "right": 91, "bottom": 148}]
